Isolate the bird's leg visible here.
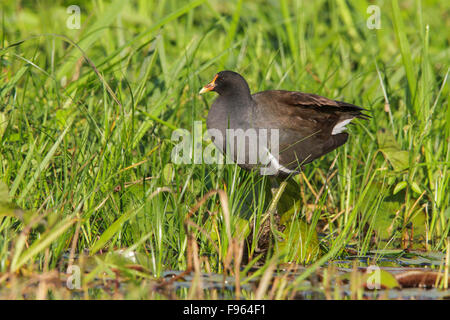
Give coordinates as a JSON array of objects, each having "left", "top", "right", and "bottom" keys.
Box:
[
  {"left": 261, "top": 176, "right": 287, "bottom": 241},
  {"left": 269, "top": 176, "right": 280, "bottom": 195},
  {"left": 272, "top": 174, "right": 303, "bottom": 225}
]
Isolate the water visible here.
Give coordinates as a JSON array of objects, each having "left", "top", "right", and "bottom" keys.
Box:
[{"left": 60, "top": 249, "right": 449, "bottom": 300}]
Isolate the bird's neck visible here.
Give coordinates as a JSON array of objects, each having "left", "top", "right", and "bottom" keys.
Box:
[{"left": 220, "top": 88, "right": 253, "bottom": 109}]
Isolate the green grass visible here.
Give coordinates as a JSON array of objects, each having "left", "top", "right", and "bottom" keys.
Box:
[{"left": 0, "top": 0, "right": 449, "bottom": 299}]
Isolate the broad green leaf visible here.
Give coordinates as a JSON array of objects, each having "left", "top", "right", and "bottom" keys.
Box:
[
  {"left": 393, "top": 181, "right": 407, "bottom": 195},
  {"left": 339, "top": 268, "right": 400, "bottom": 290},
  {"left": 363, "top": 269, "right": 401, "bottom": 290},
  {"left": 411, "top": 181, "right": 422, "bottom": 194},
  {"left": 377, "top": 129, "right": 409, "bottom": 171},
  {"left": 408, "top": 209, "right": 427, "bottom": 249},
  {"left": 277, "top": 178, "right": 301, "bottom": 223},
  {"left": 361, "top": 182, "right": 401, "bottom": 240},
  {"left": 278, "top": 218, "right": 320, "bottom": 264}
]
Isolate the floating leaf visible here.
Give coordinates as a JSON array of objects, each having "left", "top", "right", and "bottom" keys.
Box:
[
  {"left": 338, "top": 268, "right": 400, "bottom": 290},
  {"left": 399, "top": 250, "right": 446, "bottom": 266},
  {"left": 363, "top": 268, "right": 400, "bottom": 290}
]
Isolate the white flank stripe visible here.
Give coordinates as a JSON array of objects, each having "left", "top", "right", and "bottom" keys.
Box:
[{"left": 264, "top": 147, "right": 296, "bottom": 174}]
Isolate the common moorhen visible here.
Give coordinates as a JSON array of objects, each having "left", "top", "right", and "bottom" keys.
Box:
[{"left": 200, "top": 71, "right": 368, "bottom": 176}]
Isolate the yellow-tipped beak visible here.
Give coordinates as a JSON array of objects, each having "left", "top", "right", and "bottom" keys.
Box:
[{"left": 199, "top": 74, "right": 218, "bottom": 94}]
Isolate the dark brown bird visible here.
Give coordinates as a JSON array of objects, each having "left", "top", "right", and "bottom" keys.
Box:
[{"left": 200, "top": 71, "right": 368, "bottom": 177}]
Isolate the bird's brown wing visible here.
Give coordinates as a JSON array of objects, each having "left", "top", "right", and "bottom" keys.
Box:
[
  {"left": 252, "top": 90, "right": 368, "bottom": 134},
  {"left": 251, "top": 90, "right": 368, "bottom": 173},
  {"left": 257, "top": 90, "right": 367, "bottom": 114}
]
